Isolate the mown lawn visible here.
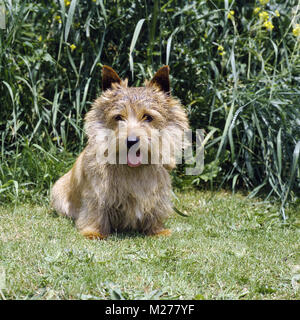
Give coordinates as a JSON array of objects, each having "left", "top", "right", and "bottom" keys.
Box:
[{"left": 0, "top": 190, "right": 299, "bottom": 300}]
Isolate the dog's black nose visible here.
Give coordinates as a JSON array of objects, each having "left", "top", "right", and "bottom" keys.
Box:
[{"left": 127, "top": 136, "right": 140, "bottom": 149}]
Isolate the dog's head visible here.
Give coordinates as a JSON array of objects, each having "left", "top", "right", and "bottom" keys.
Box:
[{"left": 85, "top": 65, "right": 189, "bottom": 168}]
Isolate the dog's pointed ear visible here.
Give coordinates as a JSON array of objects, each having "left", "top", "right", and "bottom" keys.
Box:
[
  {"left": 102, "top": 65, "right": 121, "bottom": 91},
  {"left": 149, "top": 65, "right": 170, "bottom": 94}
]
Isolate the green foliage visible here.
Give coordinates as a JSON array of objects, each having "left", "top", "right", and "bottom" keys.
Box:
[{"left": 0, "top": 0, "right": 299, "bottom": 218}]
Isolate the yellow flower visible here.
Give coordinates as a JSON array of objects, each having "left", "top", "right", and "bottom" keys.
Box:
[
  {"left": 263, "top": 20, "right": 274, "bottom": 31},
  {"left": 259, "top": 11, "right": 269, "bottom": 21},
  {"left": 69, "top": 44, "right": 77, "bottom": 51},
  {"left": 253, "top": 7, "right": 261, "bottom": 14},
  {"left": 64, "top": 0, "right": 71, "bottom": 6},
  {"left": 275, "top": 10, "right": 280, "bottom": 17},
  {"left": 37, "top": 35, "right": 42, "bottom": 42},
  {"left": 217, "top": 45, "right": 225, "bottom": 56},
  {"left": 293, "top": 24, "right": 300, "bottom": 37},
  {"left": 227, "top": 10, "right": 235, "bottom": 20},
  {"left": 55, "top": 15, "right": 62, "bottom": 24},
  {"left": 259, "top": 0, "right": 269, "bottom": 5}
]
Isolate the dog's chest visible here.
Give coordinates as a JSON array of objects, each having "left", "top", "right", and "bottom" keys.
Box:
[
  {"left": 134, "top": 206, "right": 143, "bottom": 221},
  {"left": 108, "top": 199, "right": 145, "bottom": 231}
]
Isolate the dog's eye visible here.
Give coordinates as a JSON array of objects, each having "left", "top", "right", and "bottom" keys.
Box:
[
  {"left": 143, "top": 114, "right": 153, "bottom": 122},
  {"left": 114, "top": 115, "right": 123, "bottom": 121}
]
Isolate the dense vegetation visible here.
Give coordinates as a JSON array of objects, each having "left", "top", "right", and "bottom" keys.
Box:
[{"left": 0, "top": 0, "right": 299, "bottom": 218}]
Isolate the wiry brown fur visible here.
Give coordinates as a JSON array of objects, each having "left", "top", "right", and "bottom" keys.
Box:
[{"left": 50, "top": 65, "right": 189, "bottom": 239}]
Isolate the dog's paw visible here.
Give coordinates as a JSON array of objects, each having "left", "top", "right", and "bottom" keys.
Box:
[
  {"left": 81, "top": 230, "right": 107, "bottom": 240},
  {"left": 151, "top": 229, "right": 172, "bottom": 237}
]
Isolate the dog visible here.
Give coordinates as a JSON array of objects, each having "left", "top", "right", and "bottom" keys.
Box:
[{"left": 50, "top": 65, "right": 189, "bottom": 239}]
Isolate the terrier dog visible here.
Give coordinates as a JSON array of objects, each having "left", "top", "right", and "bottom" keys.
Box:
[{"left": 50, "top": 65, "right": 189, "bottom": 239}]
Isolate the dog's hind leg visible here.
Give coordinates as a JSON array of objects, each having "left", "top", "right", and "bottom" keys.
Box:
[
  {"left": 50, "top": 170, "right": 78, "bottom": 219},
  {"left": 51, "top": 152, "right": 86, "bottom": 219}
]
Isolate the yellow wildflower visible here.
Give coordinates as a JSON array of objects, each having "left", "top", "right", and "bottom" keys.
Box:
[
  {"left": 55, "top": 15, "right": 62, "bottom": 24},
  {"left": 293, "top": 24, "right": 300, "bottom": 37},
  {"left": 263, "top": 20, "right": 274, "bottom": 31},
  {"left": 259, "top": 0, "right": 269, "bottom": 5},
  {"left": 64, "top": 0, "right": 71, "bottom": 6},
  {"left": 227, "top": 10, "right": 235, "bottom": 20},
  {"left": 69, "top": 44, "right": 77, "bottom": 51},
  {"left": 259, "top": 11, "right": 269, "bottom": 21},
  {"left": 217, "top": 45, "right": 225, "bottom": 56},
  {"left": 37, "top": 35, "right": 42, "bottom": 42},
  {"left": 253, "top": 7, "right": 261, "bottom": 14},
  {"left": 275, "top": 10, "right": 280, "bottom": 17}
]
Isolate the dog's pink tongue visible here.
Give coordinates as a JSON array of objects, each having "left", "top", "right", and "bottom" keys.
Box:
[{"left": 127, "top": 152, "right": 142, "bottom": 167}]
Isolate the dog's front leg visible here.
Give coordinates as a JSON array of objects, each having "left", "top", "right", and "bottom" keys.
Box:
[
  {"left": 141, "top": 212, "right": 172, "bottom": 237},
  {"left": 76, "top": 206, "right": 111, "bottom": 240}
]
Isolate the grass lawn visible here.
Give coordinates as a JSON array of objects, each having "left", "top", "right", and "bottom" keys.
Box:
[{"left": 0, "top": 190, "right": 299, "bottom": 300}]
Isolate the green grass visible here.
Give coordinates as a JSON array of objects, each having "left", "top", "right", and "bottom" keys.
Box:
[
  {"left": 0, "top": 190, "right": 299, "bottom": 300},
  {"left": 0, "top": 0, "right": 298, "bottom": 301}
]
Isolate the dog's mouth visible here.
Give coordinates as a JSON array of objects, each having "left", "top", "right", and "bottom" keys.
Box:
[{"left": 127, "top": 149, "right": 142, "bottom": 167}]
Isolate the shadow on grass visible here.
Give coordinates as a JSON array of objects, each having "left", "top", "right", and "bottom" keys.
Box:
[
  {"left": 47, "top": 209, "right": 60, "bottom": 218},
  {"left": 47, "top": 209, "right": 77, "bottom": 229},
  {"left": 108, "top": 231, "right": 147, "bottom": 241},
  {"left": 47, "top": 209, "right": 147, "bottom": 240}
]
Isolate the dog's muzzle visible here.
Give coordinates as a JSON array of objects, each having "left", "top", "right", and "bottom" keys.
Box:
[
  {"left": 126, "top": 136, "right": 142, "bottom": 167},
  {"left": 127, "top": 136, "right": 140, "bottom": 149}
]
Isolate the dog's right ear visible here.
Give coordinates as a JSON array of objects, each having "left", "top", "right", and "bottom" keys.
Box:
[{"left": 102, "top": 65, "right": 121, "bottom": 91}]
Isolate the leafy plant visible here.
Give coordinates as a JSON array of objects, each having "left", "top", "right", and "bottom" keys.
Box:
[{"left": 0, "top": 0, "right": 299, "bottom": 219}]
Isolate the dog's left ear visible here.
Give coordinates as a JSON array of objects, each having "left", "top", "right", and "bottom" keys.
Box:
[
  {"left": 102, "top": 65, "right": 121, "bottom": 91},
  {"left": 149, "top": 65, "right": 170, "bottom": 94}
]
